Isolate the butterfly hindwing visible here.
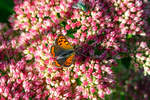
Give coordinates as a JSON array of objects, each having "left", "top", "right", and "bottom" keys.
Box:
[
  {"left": 64, "top": 53, "right": 75, "bottom": 67},
  {"left": 56, "top": 47, "right": 74, "bottom": 67}
]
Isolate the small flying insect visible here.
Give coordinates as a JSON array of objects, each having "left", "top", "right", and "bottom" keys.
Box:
[{"left": 72, "top": 0, "right": 88, "bottom": 12}]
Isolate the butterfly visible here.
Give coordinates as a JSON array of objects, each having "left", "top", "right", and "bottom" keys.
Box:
[
  {"left": 50, "top": 34, "right": 75, "bottom": 67},
  {"left": 72, "top": 0, "right": 87, "bottom": 12}
]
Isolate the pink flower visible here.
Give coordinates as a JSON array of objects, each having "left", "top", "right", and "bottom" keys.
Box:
[
  {"left": 65, "top": 25, "right": 71, "bottom": 30},
  {"left": 130, "top": 23, "right": 136, "bottom": 30},
  {"left": 0, "top": 97, "right": 5, "bottom": 100},
  {"left": 25, "top": 54, "right": 33, "bottom": 60},
  {"left": 74, "top": 74, "right": 78, "bottom": 79},
  {"left": 105, "top": 88, "right": 111, "bottom": 94},
  {"left": 11, "top": 39, "right": 17, "bottom": 48},
  {"left": 127, "top": 2, "right": 134, "bottom": 8},
  {"left": 130, "top": 14, "right": 135, "bottom": 19},
  {"left": 71, "top": 23, "right": 76, "bottom": 29},
  {"left": 73, "top": 33, "right": 80, "bottom": 38},
  {"left": 93, "top": 26, "right": 98, "bottom": 31},
  {"left": 87, "top": 17, "right": 92, "bottom": 22},
  {"left": 48, "top": 68, "right": 52, "bottom": 73},
  {"left": 48, "top": 98, "right": 53, "bottom": 100},
  {"left": 17, "top": 79, "right": 22, "bottom": 84},
  {"left": 67, "top": 20, "right": 72, "bottom": 24},
  {"left": 80, "top": 64, "right": 86, "bottom": 71},
  {"left": 90, "top": 87, "right": 95, "bottom": 93},
  {"left": 97, "top": 75, "right": 102, "bottom": 79},
  {"left": 0, "top": 86, "right": 3, "bottom": 94},
  {"left": 120, "top": 23, "right": 125, "bottom": 29},
  {"left": 135, "top": 0, "right": 143, "bottom": 7},
  {"left": 35, "top": 94, "right": 42, "bottom": 99},
  {"left": 130, "top": 7, "right": 136, "bottom": 12},
  {"left": 88, "top": 68, "right": 93, "bottom": 73},
  {"left": 62, "top": 30, "right": 67, "bottom": 35},
  {"left": 91, "top": 21, "right": 96, "bottom": 26},
  {"left": 83, "top": 81, "right": 88, "bottom": 86},
  {"left": 64, "top": 76, "right": 69, "bottom": 81},
  {"left": 74, "top": 67, "right": 80, "bottom": 72},
  {"left": 77, "top": 86, "right": 83, "bottom": 92},
  {"left": 46, "top": 78, "right": 51, "bottom": 84},
  {"left": 81, "top": 26, "right": 87, "bottom": 31},
  {"left": 75, "top": 21, "right": 81, "bottom": 27},
  {"left": 98, "top": 92, "right": 104, "bottom": 99},
  {"left": 83, "top": 93, "right": 88, "bottom": 99}
]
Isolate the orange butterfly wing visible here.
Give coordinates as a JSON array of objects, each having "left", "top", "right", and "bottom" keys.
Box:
[
  {"left": 50, "top": 45, "right": 55, "bottom": 57},
  {"left": 50, "top": 45, "right": 61, "bottom": 67},
  {"left": 54, "top": 60, "right": 61, "bottom": 67},
  {"left": 64, "top": 53, "right": 75, "bottom": 67},
  {"left": 56, "top": 35, "right": 73, "bottom": 50}
]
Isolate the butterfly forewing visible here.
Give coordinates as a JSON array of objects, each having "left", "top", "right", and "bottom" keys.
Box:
[
  {"left": 56, "top": 48, "right": 74, "bottom": 66},
  {"left": 56, "top": 35, "right": 73, "bottom": 50}
]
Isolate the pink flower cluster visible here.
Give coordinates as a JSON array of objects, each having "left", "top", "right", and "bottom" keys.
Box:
[
  {"left": 0, "top": 0, "right": 145, "bottom": 99},
  {"left": 0, "top": 23, "right": 49, "bottom": 99},
  {"left": 129, "top": 0, "right": 150, "bottom": 76},
  {"left": 134, "top": 41, "right": 150, "bottom": 75}
]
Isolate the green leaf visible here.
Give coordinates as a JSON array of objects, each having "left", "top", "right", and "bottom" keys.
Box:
[
  {"left": 60, "top": 21, "right": 67, "bottom": 27},
  {"left": 4, "top": 55, "right": 9, "bottom": 61},
  {"left": 67, "top": 33, "right": 75, "bottom": 38},
  {"left": 94, "top": 47, "right": 103, "bottom": 55},
  {"left": 121, "top": 57, "right": 131, "bottom": 69},
  {"left": 26, "top": 57, "right": 35, "bottom": 64},
  {"left": 67, "top": 28, "right": 77, "bottom": 34},
  {"left": 56, "top": 13, "right": 61, "bottom": 18},
  {"left": 45, "top": 96, "right": 49, "bottom": 100},
  {"left": 44, "top": 16, "right": 51, "bottom": 19},
  {"left": 45, "top": 43, "right": 48, "bottom": 47},
  {"left": 88, "top": 40, "right": 95, "bottom": 45},
  {"left": 0, "top": 70, "right": 7, "bottom": 76},
  {"left": 76, "top": 78, "right": 82, "bottom": 86},
  {"left": 126, "top": 34, "right": 133, "bottom": 39},
  {"left": 102, "top": 32, "right": 105, "bottom": 35}
]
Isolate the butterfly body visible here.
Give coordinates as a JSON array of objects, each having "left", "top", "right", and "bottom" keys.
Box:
[{"left": 50, "top": 35, "right": 75, "bottom": 67}]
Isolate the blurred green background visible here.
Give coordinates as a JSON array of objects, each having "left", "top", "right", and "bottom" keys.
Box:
[{"left": 0, "top": 0, "right": 14, "bottom": 23}]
